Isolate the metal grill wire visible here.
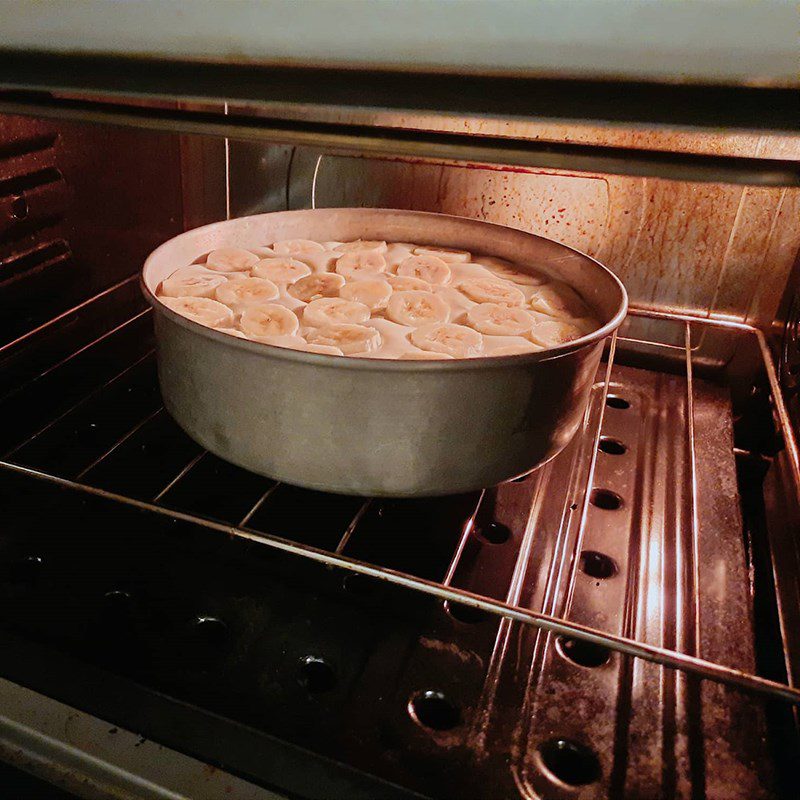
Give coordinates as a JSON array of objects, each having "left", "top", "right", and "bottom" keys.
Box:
[{"left": 0, "top": 306, "right": 799, "bottom": 705}]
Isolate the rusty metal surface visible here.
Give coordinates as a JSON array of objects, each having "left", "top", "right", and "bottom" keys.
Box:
[
  {"left": 287, "top": 123, "right": 800, "bottom": 330},
  {"left": 439, "top": 364, "right": 772, "bottom": 798}
]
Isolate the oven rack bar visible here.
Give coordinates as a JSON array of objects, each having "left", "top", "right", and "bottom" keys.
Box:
[
  {"left": 1, "top": 307, "right": 798, "bottom": 705},
  {"left": 0, "top": 94, "right": 798, "bottom": 188}
]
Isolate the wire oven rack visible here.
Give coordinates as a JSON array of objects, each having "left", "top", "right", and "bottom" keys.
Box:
[{"left": 0, "top": 289, "right": 798, "bottom": 708}]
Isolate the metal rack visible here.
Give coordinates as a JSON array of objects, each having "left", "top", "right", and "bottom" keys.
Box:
[{"left": 1, "top": 294, "right": 797, "bottom": 707}]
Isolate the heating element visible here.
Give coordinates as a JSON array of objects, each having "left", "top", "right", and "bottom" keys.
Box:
[{"left": 0, "top": 276, "right": 796, "bottom": 798}]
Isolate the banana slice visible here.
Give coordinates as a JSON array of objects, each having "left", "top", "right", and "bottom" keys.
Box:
[
  {"left": 458, "top": 277, "right": 525, "bottom": 306},
  {"left": 529, "top": 282, "right": 590, "bottom": 318},
  {"left": 479, "top": 256, "right": 546, "bottom": 286},
  {"left": 400, "top": 350, "right": 454, "bottom": 360},
  {"left": 528, "top": 319, "right": 584, "bottom": 347},
  {"left": 339, "top": 278, "right": 392, "bottom": 311},
  {"left": 387, "top": 274, "right": 432, "bottom": 293},
  {"left": 160, "top": 296, "right": 234, "bottom": 329},
  {"left": 412, "top": 246, "right": 471, "bottom": 263},
  {"left": 240, "top": 304, "right": 300, "bottom": 339},
  {"left": 215, "top": 276, "right": 280, "bottom": 313},
  {"left": 216, "top": 328, "right": 249, "bottom": 340},
  {"left": 386, "top": 290, "right": 450, "bottom": 327},
  {"left": 305, "top": 342, "right": 345, "bottom": 356},
  {"left": 205, "top": 248, "right": 259, "bottom": 273},
  {"left": 396, "top": 254, "right": 451, "bottom": 285},
  {"left": 306, "top": 324, "right": 381, "bottom": 355},
  {"left": 487, "top": 341, "right": 543, "bottom": 356},
  {"left": 335, "top": 239, "right": 388, "bottom": 254},
  {"left": 409, "top": 322, "right": 483, "bottom": 358},
  {"left": 288, "top": 272, "right": 346, "bottom": 302},
  {"left": 303, "top": 297, "right": 371, "bottom": 327},
  {"left": 271, "top": 239, "right": 325, "bottom": 256},
  {"left": 161, "top": 267, "right": 228, "bottom": 298},
  {"left": 252, "top": 257, "right": 312, "bottom": 285},
  {"left": 465, "top": 303, "right": 533, "bottom": 336},
  {"left": 334, "top": 250, "right": 387, "bottom": 279}
]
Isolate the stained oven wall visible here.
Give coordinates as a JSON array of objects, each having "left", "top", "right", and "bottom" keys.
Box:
[{"left": 220, "top": 112, "right": 800, "bottom": 331}]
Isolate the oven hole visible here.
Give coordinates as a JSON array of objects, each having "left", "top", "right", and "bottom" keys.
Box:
[
  {"left": 590, "top": 488, "right": 623, "bottom": 510},
  {"left": 598, "top": 437, "right": 627, "bottom": 455},
  {"left": 192, "top": 616, "right": 229, "bottom": 648},
  {"left": 298, "top": 656, "right": 336, "bottom": 693},
  {"left": 606, "top": 395, "right": 630, "bottom": 409},
  {"left": 444, "top": 601, "right": 491, "bottom": 624},
  {"left": 10, "top": 195, "right": 29, "bottom": 220},
  {"left": 538, "top": 738, "right": 601, "bottom": 786},
  {"left": 556, "top": 636, "right": 611, "bottom": 668},
  {"left": 408, "top": 690, "right": 461, "bottom": 731},
  {"left": 579, "top": 551, "right": 618, "bottom": 579},
  {"left": 476, "top": 521, "right": 511, "bottom": 545},
  {"left": 8, "top": 555, "right": 43, "bottom": 584}
]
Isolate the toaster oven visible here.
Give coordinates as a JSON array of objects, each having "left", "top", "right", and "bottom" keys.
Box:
[{"left": 0, "top": 8, "right": 798, "bottom": 799}]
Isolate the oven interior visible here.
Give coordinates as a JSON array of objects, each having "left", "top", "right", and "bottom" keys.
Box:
[{"left": 0, "top": 101, "right": 799, "bottom": 800}]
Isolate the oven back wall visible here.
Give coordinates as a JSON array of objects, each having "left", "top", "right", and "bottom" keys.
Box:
[{"left": 224, "top": 116, "right": 800, "bottom": 329}]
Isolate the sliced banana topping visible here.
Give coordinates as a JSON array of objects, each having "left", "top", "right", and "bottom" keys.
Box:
[
  {"left": 466, "top": 303, "right": 533, "bottom": 336},
  {"left": 205, "top": 248, "right": 259, "bottom": 273},
  {"left": 240, "top": 304, "right": 300, "bottom": 339},
  {"left": 335, "top": 239, "right": 388, "bottom": 254},
  {"left": 386, "top": 290, "right": 450, "bottom": 327},
  {"left": 396, "top": 254, "right": 451, "bottom": 285},
  {"left": 271, "top": 239, "right": 325, "bottom": 256},
  {"left": 307, "top": 324, "right": 381, "bottom": 355},
  {"left": 157, "top": 236, "right": 599, "bottom": 359},
  {"left": 412, "top": 246, "right": 471, "bottom": 263},
  {"left": 160, "top": 296, "right": 234, "bottom": 328},
  {"left": 303, "top": 297, "right": 371, "bottom": 328},
  {"left": 334, "top": 250, "right": 387, "bottom": 279},
  {"left": 215, "top": 276, "right": 280, "bottom": 313},
  {"left": 161, "top": 267, "right": 228, "bottom": 298},
  {"left": 252, "top": 257, "right": 312, "bottom": 285},
  {"left": 288, "top": 272, "right": 346, "bottom": 302},
  {"left": 529, "top": 282, "right": 590, "bottom": 318},
  {"left": 479, "top": 257, "right": 547, "bottom": 286},
  {"left": 410, "top": 322, "right": 483, "bottom": 358},
  {"left": 458, "top": 277, "right": 526, "bottom": 306},
  {"left": 528, "top": 318, "right": 584, "bottom": 347},
  {"left": 339, "top": 278, "right": 392, "bottom": 311},
  {"left": 387, "top": 274, "right": 432, "bottom": 293}
]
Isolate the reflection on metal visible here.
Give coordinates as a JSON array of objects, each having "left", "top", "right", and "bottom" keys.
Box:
[{"left": 0, "top": 95, "right": 798, "bottom": 187}]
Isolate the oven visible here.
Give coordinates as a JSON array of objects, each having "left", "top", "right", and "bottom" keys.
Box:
[{"left": 0, "top": 7, "right": 798, "bottom": 799}]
